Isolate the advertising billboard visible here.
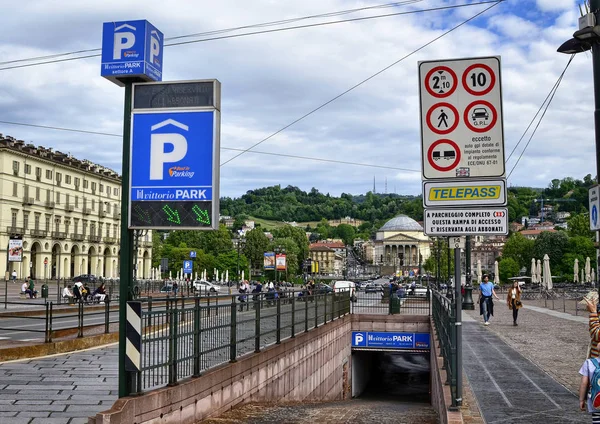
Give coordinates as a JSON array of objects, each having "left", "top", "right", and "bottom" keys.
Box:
[
  {"left": 8, "top": 238, "right": 22, "bottom": 262},
  {"left": 263, "top": 252, "right": 275, "bottom": 270},
  {"left": 276, "top": 254, "right": 287, "bottom": 271}
]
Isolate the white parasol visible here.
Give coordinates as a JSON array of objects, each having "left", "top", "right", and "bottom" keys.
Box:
[
  {"left": 574, "top": 258, "right": 579, "bottom": 283},
  {"left": 537, "top": 259, "right": 542, "bottom": 285},
  {"left": 586, "top": 257, "right": 592, "bottom": 283},
  {"left": 494, "top": 261, "right": 499, "bottom": 284},
  {"left": 543, "top": 254, "right": 553, "bottom": 290},
  {"left": 477, "top": 259, "right": 482, "bottom": 283}
]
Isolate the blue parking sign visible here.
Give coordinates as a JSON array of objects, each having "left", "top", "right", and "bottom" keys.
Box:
[
  {"left": 190, "top": 251, "right": 197, "bottom": 258},
  {"left": 101, "top": 20, "right": 163, "bottom": 86},
  {"left": 183, "top": 260, "right": 193, "bottom": 274}
]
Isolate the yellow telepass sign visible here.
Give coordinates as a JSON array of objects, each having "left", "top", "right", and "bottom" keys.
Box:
[{"left": 423, "top": 180, "right": 506, "bottom": 207}]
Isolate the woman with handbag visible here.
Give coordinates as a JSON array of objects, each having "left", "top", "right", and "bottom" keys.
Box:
[{"left": 507, "top": 281, "right": 522, "bottom": 326}]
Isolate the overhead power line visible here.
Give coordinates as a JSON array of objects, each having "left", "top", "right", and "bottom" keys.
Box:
[
  {"left": 220, "top": 0, "right": 505, "bottom": 166},
  {"left": 506, "top": 54, "right": 574, "bottom": 179},
  {"left": 0, "top": 1, "right": 500, "bottom": 72},
  {"left": 0, "top": 120, "right": 419, "bottom": 172}
]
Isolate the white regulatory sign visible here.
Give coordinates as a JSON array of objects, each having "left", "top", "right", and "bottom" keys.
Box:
[
  {"left": 419, "top": 56, "right": 505, "bottom": 180},
  {"left": 424, "top": 207, "right": 508, "bottom": 236},
  {"left": 450, "top": 237, "right": 465, "bottom": 249},
  {"left": 589, "top": 185, "right": 600, "bottom": 231}
]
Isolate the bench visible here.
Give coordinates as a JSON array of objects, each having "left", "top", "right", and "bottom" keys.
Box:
[{"left": 19, "top": 292, "right": 27, "bottom": 299}]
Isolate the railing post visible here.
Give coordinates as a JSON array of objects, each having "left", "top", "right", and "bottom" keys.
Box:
[
  {"left": 305, "top": 295, "right": 309, "bottom": 333},
  {"left": 291, "top": 294, "right": 296, "bottom": 338},
  {"left": 207, "top": 293, "right": 211, "bottom": 317},
  {"left": 168, "top": 299, "right": 179, "bottom": 386},
  {"left": 255, "top": 294, "right": 261, "bottom": 353},
  {"left": 78, "top": 302, "right": 84, "bottom": 338},
  {"left": 450, "top": 301, "right": 457, "bottom": 408},
  {"left": 44, "top": 302, "right": 51, "bottom": 343},
  {"left": 193, "top": 296, "right": 201, "bottom": 377},
  {"left": 230, "top": 297, "right": 237, "bottom": 362},
  {"left": 315, "top": 292, "right": 318, "bottom": 328},
  {"left": 147, "top": 297, "right": 152, "bottom": 328},
  {"left": 563, "top": 295, "right": 566, "bottom": 313},
  {"left": 105, "top": 299, "right": 110, "bottom": 334},
  {"left": 276, "top": 296, "right": 281, "bottom": 344},
  {"left": 323, "top": 292, "right": 328, "bottom": 324}
]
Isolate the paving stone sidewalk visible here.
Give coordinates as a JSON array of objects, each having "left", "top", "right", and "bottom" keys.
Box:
[{"left": 0, "top": 345, "right": 117, "bottom": 424}]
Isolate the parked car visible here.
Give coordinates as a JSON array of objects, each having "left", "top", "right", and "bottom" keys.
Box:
[
  {"left": 364, "top": 283, "right": 382, "bottom": 294},
  {"left": 73, "top": 274, "right": 98, "bottom": 284},
  {"left": 315, "top": 283, "right": 333, "bottom": 294},
  {"left": 160, "top": 284, "right": 174, "bottom": 293},
  {"left": 332, "top": 280, "right": 357, "bottom": 302},
  {"left": 193, "top": 280, "right": 221, "bottom": 294},
  {"left": 407, "top": 284, "right": 428, "bottom": 297}
]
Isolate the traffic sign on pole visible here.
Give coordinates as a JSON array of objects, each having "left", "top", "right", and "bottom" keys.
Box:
[
  {"left": 183, "top": 260, "right": 193, "bottom": 274},
  {"left": 590, "top": 186, "right": 600, "bottom": 231},
  {"left": 419, "top": 56, "right": 505, "bottom": 180},
  {"left": 423, "top": 179, "right": 506, "bottom": 207},
  {"left": 424, "top": 207, "right": 508, "bottom": 236}
]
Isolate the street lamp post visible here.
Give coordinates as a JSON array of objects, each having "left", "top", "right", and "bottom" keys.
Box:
[
  {"left": 235, "top": 230, "right": 245, "bottom": 283},
  {"left": 558, "top": 2, "right": 600, "bottom": 297}
]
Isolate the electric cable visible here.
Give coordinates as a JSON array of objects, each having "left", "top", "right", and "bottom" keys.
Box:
[
  {"left": 220, "top": 0, "right": 504, "bottom": 166},
  {"left": 0, "top": 1, "right": 501, "bottom": 72},
  {"left": 0, "top": 120, "right": 419, "bottom": 172},
  {"left": 506, "top": 54, "right": 574, "bottom": 179}
]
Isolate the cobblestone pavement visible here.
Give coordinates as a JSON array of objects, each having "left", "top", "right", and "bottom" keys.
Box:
[
  {"left": 0, "top": 345, "right": 118, "bottom": 424},
  {"left": 201, "top": 398, "right": 438, "bottom": 424}
]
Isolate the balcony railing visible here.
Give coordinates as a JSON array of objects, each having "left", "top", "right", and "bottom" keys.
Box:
[
  {"left": 114, "top": 212, "right": 121, "bottom": 220},
  {"left": 65, "top": 205, "right": 75, "bottom": 212},
  {"left": 71, "top": 233, "right": 85, "bottom": 241},
  {"left": 104, "top": 237, "right": 118, "bottom": 244},
  {"left": 30, "top": 229, "right": 48, "bottom": 238},
  {"left": 99, "top": 210, "right": 107, "bottom": 218},
  {"left": 22, "top": 197, "right": 34, "bottom": 206},
  {"left": 83, "top": 208, "right": 92, "bottom": 215},
  {"left": 52, "top": 231, "right": 67, "bottom": 240},
  {"left": 6, "top": 226, "right": 24, "bottom": 235},
  {"left": 89, "top": 235, "right": 102, "bottom": 243},
  {"left": 44, "top": 201, "right": 55, "bottom": 209}
]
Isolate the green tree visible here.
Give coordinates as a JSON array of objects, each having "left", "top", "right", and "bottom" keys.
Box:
[
  {"left": 498, "top": 257, "right": 520, "bottom": 284},
  {"left": 243, "top": 228, "right": 270, "bottom": 272},
  {"left": 271, "top": 225, "right": 310, "bottom": 263},
  {"left": 423, "top": 238, "right": 454, "bottom": 280},
  {"left": 333, "top": 224, "right": 356, "bottom": 245},
  {"left": 502, "top": 232, "right": 534, "bottom": 269},
  {"left": 532, "top": 231, "right": 569, "bottom": 271},
  {"left": 568, "top": 213, "right": 594, "bottom": 240}
]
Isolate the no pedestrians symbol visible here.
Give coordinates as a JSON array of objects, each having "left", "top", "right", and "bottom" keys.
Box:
[{"left": 426, "top": 103, "right": 459, "bottom": 135}]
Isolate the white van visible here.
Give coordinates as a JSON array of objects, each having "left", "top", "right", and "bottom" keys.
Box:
[{"left": 332, "top": 280, "right": 357, "bottom": 302}]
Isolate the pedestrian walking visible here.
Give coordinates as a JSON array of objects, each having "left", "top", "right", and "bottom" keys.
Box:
[
  {"left": 11, "top": 270, "right": 17, "bottom": 282},
  {"left": 584, "top": 297, "right": 600, "bottom": 358},
  {"left": 579, "top": 356, "right": 600, "bottom": 422},
  {"left": 506, "top": 281, "right": 522, "bottom": 326},
  {"left": 479, "top": 274, "right": 499, "bottom": 326}
]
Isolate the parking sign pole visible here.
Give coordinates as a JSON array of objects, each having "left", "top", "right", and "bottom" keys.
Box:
[{"left": 118, "top": 82, "right": 135, "bottom": 398}]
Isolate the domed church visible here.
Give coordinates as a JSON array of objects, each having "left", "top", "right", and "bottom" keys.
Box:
[{"left": 374, "top": 215, "right": 431, "bottom": 275}]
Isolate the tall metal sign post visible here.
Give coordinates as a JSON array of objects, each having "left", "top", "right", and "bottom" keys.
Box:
[{"left": 419, "top": 56, "right": 508, "bottom": 408}]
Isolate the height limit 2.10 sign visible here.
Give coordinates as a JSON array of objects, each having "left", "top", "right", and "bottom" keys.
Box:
[{"left": 419, "top": 57, "right": 505, "bottom": 180}]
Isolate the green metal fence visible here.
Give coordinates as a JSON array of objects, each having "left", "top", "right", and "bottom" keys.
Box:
[
  {"left": 135, "top": 291, "right": 351, "bottom": 394},
  {"left": 431, "top": 290, "right": 458, "bottom": 407}
]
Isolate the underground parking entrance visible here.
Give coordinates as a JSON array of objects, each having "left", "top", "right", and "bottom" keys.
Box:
[{"left": 351, "top": 331, "right": 431, "bottom": 403}]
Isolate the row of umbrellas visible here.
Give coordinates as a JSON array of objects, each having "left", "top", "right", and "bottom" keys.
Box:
[
  {"left": 147, "top": 267, "right": 242, "bottom": 282},
  {"left": 474, "top": 256, "right": 596, "bottom": 290}
]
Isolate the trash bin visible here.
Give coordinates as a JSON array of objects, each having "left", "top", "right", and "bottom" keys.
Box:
[{"left": 41, "top": 284, "right": 49, "bottom": 299}]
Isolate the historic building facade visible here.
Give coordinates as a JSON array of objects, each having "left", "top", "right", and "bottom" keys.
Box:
[
  {"left": 0, "top": 135, "right": 152, "bottom": 280},
  {"left": 373, "top": 215, "right": 431, "bottom": 275}
]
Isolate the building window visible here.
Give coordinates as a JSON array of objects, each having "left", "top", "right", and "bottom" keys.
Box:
[
  {"left": 11, "top": 210, "right": 17, "bottom": 227},
  {"left": 65, "top": 194, "right": 70, "bottom": 206},
  {"left": 106, "top": 224, "right": 110, "bottom": 237},
  {"left": 24, "top": 185, "right": 29, "bottom": 198},
  {"left": 12, "top": 182, "right": 17, "bottom": 197},
  {"left": 83, "top": 180, "right": 89, "bottom": 189},
  {"left": 65, "top": 175, "right": 71, "bottom": 184},
  {"left": 34, "top": 213, "right": 40, "bottom": 230},
  {"left": 99, "top": 223, "right": 103, "bottom": 237},
  {"left": 83, "top": 197, "right": 87, "bottom": 209},
  {"left": 74, "top": 218, "right": 79, "bottom": 234},
  {"left": 35, "top": 187, "right": 40, "bottom": 201},
  {"left": 75, "top": 196, "right": 79, "bottom": 208},
  {"left": 74, "top": 177, "right": 80, "bottom": 189},
  {"left": 45, "top": 169, "right": 52, "bottom": 180},
  {"left": 91, "top": 182, "right": 97, "bottom": 193},
  {"left": 46, "top": 190, "right": 51, "bottom": 202},
  {"left": 56, "top": 172, "right": 62, "bottom": 186},
  {"left": 90, "top": 222, "right": 96, "bottom": 236},
  {"left": 99, "top": 183, "right": 104, "bottom": 193},
  {"left": 113, "top": 224, "right": 118, "bottom": 237},
  {"left": 91, "top": 199, "right": 95, "bottom": 210},
  {"left": 12, "top": 161, "right": 19, "bottom": 175},
  {"left": 25, "top": 164, "right": 31, "bottom": 175},
  {"left": 54, "top": 217, "right": 61, "bottom": 232},
  {"left": 56, "top": 192, "right": 60, "bottom": 204},
  {"left": 65, "top": 219, "right": 70, "bottom": 234},
  {"left": 83, "top": 220, "right": 88, "bottom": 235},
  {"left": 23, "top": 212, "right": 29, "bottom": 231},
  {"left": 114, "top": 188, "right": 119, "bottom": 196},
  {"left": 45, "top": 215, "right": 51, "bottom": 231},
  {"left": 35, "top": 167, "right": 41, "bottom": 181},
  {"left": 107, "top": 187, "right": 111, "bottom": 198}
]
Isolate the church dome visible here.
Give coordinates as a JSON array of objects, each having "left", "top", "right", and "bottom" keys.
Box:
[{"left": 379, "top": 215, "right": 423, "bottom": 232}]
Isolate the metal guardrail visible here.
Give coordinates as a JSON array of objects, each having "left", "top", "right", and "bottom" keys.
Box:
[
  {"left": 132, "top": 291, "right": 351, "bottom": 394},
  {"left": 431, "top": 290, "right": 458, "bottom": 408},
  {"left": 0, "top": 300, "right": 116, "bottom": 342},
  {"left": 351, "top": 287, "right": 431, "bottom": 315}
]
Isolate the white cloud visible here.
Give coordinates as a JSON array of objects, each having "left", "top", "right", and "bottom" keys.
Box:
[{"left": 536, "top": 0, "right": 576, "bottom": 12}]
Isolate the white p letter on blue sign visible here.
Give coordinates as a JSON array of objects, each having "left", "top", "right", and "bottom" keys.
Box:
[
  {"left": 149, "top": 119, "right": 189, "bottom": 180},
  {"left": 113, "top": 24, "right": 136, "bottom": 60}
]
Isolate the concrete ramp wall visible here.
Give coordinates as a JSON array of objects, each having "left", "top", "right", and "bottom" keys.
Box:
[{"left": 92, "top": 315, "right": 352, "bottom": 424}]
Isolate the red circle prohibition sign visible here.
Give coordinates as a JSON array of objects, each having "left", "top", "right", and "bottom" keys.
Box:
[
  {"left": 425, "top": 66, "right": 458, "bottom": 98},
  {"left": 426, "top": 102, "right": 459, "bottom": 135},
  {"left": 427, "top": 139, "right": 461, "bottom": 172},
  {"left": 463, "top": 100, "right": 497, "bottom": 133},
  {"left": 462, "top": 63, "right": 496, "bottom": 96}
]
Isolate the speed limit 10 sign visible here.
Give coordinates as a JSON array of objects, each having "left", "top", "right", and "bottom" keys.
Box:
[{"left": 419, "top": 56, "right": 505, "bottom": 180}]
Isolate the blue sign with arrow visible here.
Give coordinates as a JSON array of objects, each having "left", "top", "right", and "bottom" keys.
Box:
[{"left": 190, "top": 251, "right": 197, "bottom": 258}]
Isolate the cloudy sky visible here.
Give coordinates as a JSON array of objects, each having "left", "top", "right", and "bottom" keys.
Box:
[{"left": 0, "top": 0, "right": 592, "bottom": 198}]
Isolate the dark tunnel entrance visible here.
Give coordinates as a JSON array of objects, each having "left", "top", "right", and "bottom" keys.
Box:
[{"left": 352, "top": 351, "right": 430, "bottom": 402}]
